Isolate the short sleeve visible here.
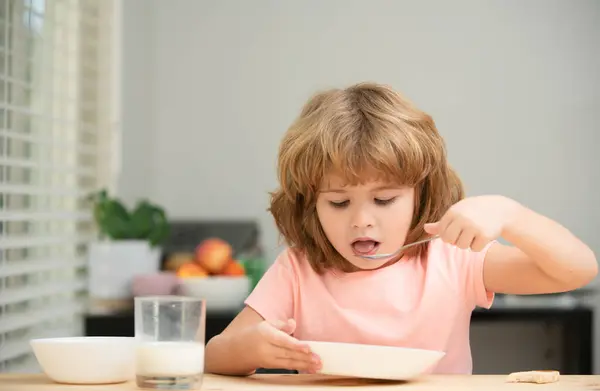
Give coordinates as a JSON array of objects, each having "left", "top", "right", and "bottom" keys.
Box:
[
  {"left": 244, "top": 249, "right": 297, "bottom": 324},
  {"left": 453, "top": 241, "right": 497, "bottom": 310}
]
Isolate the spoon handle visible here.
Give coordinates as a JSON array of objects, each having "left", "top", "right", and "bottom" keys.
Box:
[
  {"left": 359, "top": 235, "right": 440, "bottom": 260},
  {"left": 400, "top": 234, "right": 440, "bottom": 250}
]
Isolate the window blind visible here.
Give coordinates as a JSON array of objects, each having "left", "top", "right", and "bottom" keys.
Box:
[{"left": 0, "top": 0, "right": 118, "bottom": 372}]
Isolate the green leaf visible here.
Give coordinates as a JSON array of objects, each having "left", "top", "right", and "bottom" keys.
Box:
[
  {"left": 90, "top": 188, "right": 170, "bottom": 246},
  {"left": 95, "top": 199, "right": 131, "bottom": 239}
]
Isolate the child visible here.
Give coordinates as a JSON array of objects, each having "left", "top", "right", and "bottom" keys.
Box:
[{"left": 205, "top": 82, "right": 597, "bottom": 376}]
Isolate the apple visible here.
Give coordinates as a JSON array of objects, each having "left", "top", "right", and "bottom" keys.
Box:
[{"left": 195, "top": 238, "right": 233, "bottom": 274}]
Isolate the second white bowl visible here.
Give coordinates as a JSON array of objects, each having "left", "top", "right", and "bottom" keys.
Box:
[{"left": 30, "top": 336, "right": 135, "bottom": 384}]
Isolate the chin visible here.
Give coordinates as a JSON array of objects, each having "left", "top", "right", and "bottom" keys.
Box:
[{"left": 345, "top": 256, "right": 390, "bottom": 271}]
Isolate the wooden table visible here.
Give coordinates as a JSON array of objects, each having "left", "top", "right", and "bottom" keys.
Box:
[{"left": 1, "top": 373, "right": 599, "bottom": 390}]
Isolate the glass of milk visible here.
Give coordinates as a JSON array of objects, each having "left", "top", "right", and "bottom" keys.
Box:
[{"left": 134, "top": 296, "right": 206, "bottom": 390}]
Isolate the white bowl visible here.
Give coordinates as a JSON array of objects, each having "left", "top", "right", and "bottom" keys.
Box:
[
  {"left": 30, "top": 336, "right": 135, "bottom": 384},
  {"left": 306, "top": 341, "right": 445, "bottom": 381},
  {"left": 178, "top": 276, "right": 250, "bottom": 313}
]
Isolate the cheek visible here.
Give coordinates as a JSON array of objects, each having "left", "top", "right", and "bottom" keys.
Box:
[
  {"left": 316, "top": 203, "right": 344, "bottom": 240},
  {"left": 316, "top": 203, "right": 333, "bottom": 227},
  {"left": 388, "top": 198, "right": 415, "bottom": 229}
]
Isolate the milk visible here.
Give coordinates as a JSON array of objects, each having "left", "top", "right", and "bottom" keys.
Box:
[{"left": 136, "top": 341, "right": 204, "bottom": 377}]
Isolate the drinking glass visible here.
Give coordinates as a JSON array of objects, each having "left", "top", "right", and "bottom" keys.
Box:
[{"left": 134, "top": 296, "right": 206, "bottom": 390}]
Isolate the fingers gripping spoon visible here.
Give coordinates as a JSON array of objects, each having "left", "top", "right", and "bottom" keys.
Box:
[{"left": 358, "top": 235, "right": 440, "bottom": 260}]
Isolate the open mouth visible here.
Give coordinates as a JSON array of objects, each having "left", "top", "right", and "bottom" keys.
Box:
[{"left": 351, "top": 239, "right": 381, "bottom": 256}]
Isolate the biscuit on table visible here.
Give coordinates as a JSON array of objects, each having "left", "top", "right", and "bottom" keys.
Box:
[{"left": 506, "top": 370, "right": 560, "bottom": 384}]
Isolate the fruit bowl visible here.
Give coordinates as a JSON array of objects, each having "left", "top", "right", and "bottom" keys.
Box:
[
  {"left": 178, "top": 275, "right": 251, "bottom": 313},
  {"left": 172, "top": 238, "right": 253, "bottom": 313}
]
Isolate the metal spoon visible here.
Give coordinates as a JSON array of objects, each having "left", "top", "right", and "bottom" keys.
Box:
[{"left": 358, "top": 235, "right": 440, "bottom": 260}]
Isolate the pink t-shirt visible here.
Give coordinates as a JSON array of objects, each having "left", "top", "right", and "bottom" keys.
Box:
[{"left": 244, "top": 239, "right": 495, "bottom": 374}]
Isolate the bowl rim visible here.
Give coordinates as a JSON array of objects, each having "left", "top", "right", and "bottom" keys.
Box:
[
  {"left": 304, "top": 340, "right": 446, "bottom": 357},
  {"left": 30, "top": 336, "right": 135, "bottom": 345}
]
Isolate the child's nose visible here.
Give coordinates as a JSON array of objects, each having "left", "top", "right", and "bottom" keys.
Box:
[{"left": 351, "top": 209, "right": 375, "bottom": 228}]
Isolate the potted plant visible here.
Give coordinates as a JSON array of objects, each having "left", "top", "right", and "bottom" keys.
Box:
[{"left": 86, "top": 190, "right": 170, "bottom": 302}]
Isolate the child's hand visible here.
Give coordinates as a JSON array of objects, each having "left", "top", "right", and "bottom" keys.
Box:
[
  {"left": 249, "top": 318, "right": 321, "bottom": 373},
  {"left": 424, "top": 195, "right": 520, "bottom": 251}
]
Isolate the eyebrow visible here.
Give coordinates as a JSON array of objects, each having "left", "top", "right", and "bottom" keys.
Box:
[{"left": 321, "top": 185, "right": 402, "bottom": 193}]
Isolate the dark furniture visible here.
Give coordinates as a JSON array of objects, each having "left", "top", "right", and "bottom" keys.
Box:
[{"left": 472, "top": 306, "right": 593, "bottom": 375}]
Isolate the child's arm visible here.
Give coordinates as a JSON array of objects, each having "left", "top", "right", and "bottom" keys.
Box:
[
  {"left": 204, "top": 306, "right": 263, "bottom": 375},
  {"left": 483, "top": 202, "right": 597, "bottom": 294},
  {"left": 425, "top": 195, "right": 597, "bottom": 295},
  {"left": 205, "top": 249, "right": 320, "bottom": 375},
  {"left": 205, "top": 306, "right": 316, "bottom": 375}
]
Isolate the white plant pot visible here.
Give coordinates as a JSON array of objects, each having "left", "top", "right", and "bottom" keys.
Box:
[{"left": 88, "top": 240, "right": 161, "bottom": 300}]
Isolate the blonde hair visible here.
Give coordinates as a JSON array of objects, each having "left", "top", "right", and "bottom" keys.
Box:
[{"left": 269, "top": 82, "right": 464, "bottom": 274}]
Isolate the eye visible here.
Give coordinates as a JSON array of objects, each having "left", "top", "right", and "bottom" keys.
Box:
[
  {"left": 329, "top": 200, "right": 349, "bottom": 208},
  {"left": 374, "top": 197, "right": 397, "bottom": 206}
]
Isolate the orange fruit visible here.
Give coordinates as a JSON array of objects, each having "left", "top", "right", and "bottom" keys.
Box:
[
  {"left": 176, "top": 262, "right": 208, "bottom": 278},
  {"left": 222, "top": 261, "right": 245, "bottom": 276}
]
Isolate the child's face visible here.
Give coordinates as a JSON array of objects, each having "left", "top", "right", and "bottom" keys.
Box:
[{"left": 316, "top": 172, "right": 415, "bottom": 270}]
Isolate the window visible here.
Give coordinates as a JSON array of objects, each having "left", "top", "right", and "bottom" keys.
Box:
[{"left": 0, "top": 0, "right": 118, "bottom": 372}]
